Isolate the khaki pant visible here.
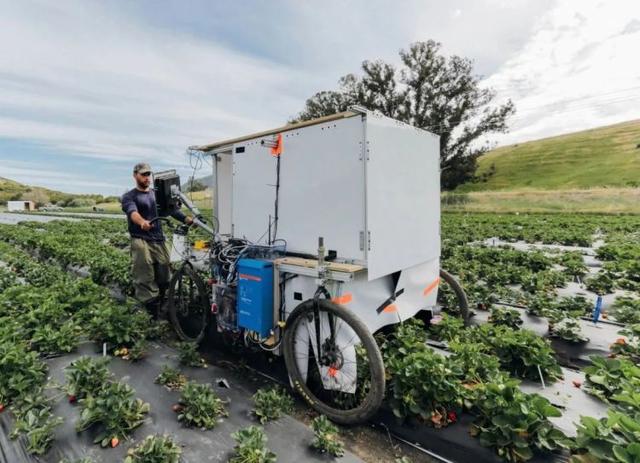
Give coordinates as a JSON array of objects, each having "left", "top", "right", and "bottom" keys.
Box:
[{"left": 130, "top": 238, "right": 171, "bottom": 304}]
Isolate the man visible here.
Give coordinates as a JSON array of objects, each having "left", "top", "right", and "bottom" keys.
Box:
[{"left": 121, "top": 162, "right": 193, "bottom": 318}]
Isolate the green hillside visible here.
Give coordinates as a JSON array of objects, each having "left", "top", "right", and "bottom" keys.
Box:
[
  {"left": 0, "top": 177, "right": 115, "bottom": 207},
  {"left": 460, "top": 119, "right": 640, "bottom": 191}
]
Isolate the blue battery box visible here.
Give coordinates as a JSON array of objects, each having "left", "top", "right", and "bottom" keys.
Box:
[{"left": 237, "top": 259, "right": 274, "bottom": 338}]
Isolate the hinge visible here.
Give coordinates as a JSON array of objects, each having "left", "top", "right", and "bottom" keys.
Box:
[
  {"left": 359, "top": 231, "right": 365, "bottom": 251},
  {"left": 367, "top": 230, "right": 371, "bottom": 251},
  {"left": 366, "top": 141, "right": 370, "bottom": 161}
]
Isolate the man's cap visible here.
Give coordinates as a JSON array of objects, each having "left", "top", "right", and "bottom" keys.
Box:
[{"left": 133, "top": 162, "right": 152, "bottom": 174}]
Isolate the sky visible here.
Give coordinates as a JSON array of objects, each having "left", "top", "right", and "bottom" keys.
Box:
[{"left": 1, "top": 0, "right": 639, "bottom": 196}]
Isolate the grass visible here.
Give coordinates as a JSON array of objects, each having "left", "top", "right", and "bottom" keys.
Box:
[
  {"left": 442, "top": 188, "right": 640, "bottom": 214},
  {"left": 459, "top": 119, "right": 640, "bottom": 192}
]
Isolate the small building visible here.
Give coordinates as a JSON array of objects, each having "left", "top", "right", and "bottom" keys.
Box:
[{"left": 7, "top": 200, "right": 36, "bottom": 212}]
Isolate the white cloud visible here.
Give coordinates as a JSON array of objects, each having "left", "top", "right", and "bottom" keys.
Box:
[
  {"left": 484, "top": 0, "right": 640, "bottom": 145},
  {"left": 2, "top": 160, "right": 123, "bottom": 193},
  {"left": 2, "top": 0, "right": 637, "bottom": 194}
]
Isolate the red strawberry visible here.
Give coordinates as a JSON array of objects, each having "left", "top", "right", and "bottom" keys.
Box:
[
  {"left": 447, "top": 411, "right": 457, "bottom": 423},
  {"left": 68, "top": 395, "right": 77, "bottom": 403},
  {"left": 0, "top": 404, "right": 4, "bottom": 413},
  {"left": 110, "top": 437, "right": 119, "bottom": 448}
]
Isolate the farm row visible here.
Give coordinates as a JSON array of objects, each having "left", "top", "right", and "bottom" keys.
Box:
[
  {"left": 0, "top": 213, "right": 639, "bottom": 462},
  {"left": 0, "top": 229, "right": 355, "bottom": 462}
]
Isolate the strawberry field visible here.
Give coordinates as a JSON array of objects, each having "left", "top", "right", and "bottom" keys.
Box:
[{"left": 0, "top": 212, "right": 639, "bottom": 463}]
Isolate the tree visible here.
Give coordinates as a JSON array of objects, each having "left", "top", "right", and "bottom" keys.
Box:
[
  {"left": 292, "top": 41, "right": 515, "bottom": 190},
  {"left": 185, "top": 179, "right": 207, "bottom": 193}
]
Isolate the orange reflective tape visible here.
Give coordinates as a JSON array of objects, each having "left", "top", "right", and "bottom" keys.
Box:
[
  {"left": 383, "top": 303, "right": 398, "bottom": 313},
  {"left": 423, "top": 277, "right": 440, "bottom": 296},
  {"left": 271, "top": 133, "right": 283, "bottom": 156},
  {"left": 239, "top": 273, "right": 262, "bottom": 282},
  {"left": 332, "top": 293, "right": 353, "bottom": 305},
  {"left": 328, "top": 366, "right": 338, "bottom": 378}
]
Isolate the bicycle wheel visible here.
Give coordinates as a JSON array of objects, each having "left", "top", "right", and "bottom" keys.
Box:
[
  {"left": 167, "top": 263, "right": 209, "bottom": 343},
  {"left": 283, "top": 298, "right": 385, "bottom": 425},
  {"left": 439, "top": 268, "right": 470, "bottom": 326}
]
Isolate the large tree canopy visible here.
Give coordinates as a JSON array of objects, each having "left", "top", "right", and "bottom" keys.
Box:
[{"left": 292, "top": 40, "right": 515, "bottom": 190}]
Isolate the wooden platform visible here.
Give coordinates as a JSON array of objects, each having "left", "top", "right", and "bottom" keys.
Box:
[{"left": 274, "top": 257, "right": 364, "bottom": 274}]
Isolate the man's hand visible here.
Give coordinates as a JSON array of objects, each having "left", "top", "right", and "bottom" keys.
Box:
[
  {"left": 140, "top": 220, "right": 153, "bottom": 231},
  {"left": 185, "top": 216, "right": 194, "bottom": 226}
]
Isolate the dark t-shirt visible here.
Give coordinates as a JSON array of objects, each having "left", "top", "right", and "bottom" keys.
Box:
[{"left": 121, "top": 188, "right": 186, "bottom": 241}]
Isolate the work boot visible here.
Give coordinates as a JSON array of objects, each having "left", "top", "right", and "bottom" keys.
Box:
[{"left": 143, "top": 296, "right": 162, "bottom": 320}]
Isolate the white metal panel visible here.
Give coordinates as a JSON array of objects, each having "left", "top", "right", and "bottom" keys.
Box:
[
  {"left": 365, "top": 113, "right": 441, "bottom": 280},
  {"left": 231, "top": 140, "right": 278, "bottom": 243},
  {"left": 215, "top": 152, "right": 233, "bottom": 235},
  {"left": 274, "top": 115, "right": 366, "bottom": 261},
  {"left": 393, "top": 257, "right": 440, "bottom": 315}
]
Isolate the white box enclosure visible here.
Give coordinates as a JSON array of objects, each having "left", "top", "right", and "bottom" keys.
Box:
[
  {"left": 204, "top": 110, "right": 440, "bottom": 279},
  {"left": 194, "top": 109, "right": 441, "bottom": 335}
]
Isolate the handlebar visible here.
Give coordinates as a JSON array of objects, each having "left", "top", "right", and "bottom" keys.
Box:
[{"left": 149, "top": 215, "right": 215, "bottom": 237}]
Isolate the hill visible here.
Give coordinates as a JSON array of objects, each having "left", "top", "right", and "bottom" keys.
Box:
[
  {"left": 459, "top": 119, "right": 640, "bottom": 191},
  {"left": 0, "top": 177, "right": 115, "bottom": 207}
]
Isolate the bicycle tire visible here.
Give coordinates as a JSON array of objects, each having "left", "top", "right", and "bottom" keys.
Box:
[
  {"left": 283, "top": 298, "right": 385, "bottom": 425},
  {"left": 167, "top": 263, "right": 209, "bottom": 344},
  {"left": 439, "top": 268, "right": 470, "bottom": 326}
]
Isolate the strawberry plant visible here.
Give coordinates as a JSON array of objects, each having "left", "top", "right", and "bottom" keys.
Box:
[
  {"left": 556, "top": 251, "right": 588, "bottom": 278},
  {"left": 585, "top": 272, "right": 616, "bottom": 295},
  {"left": 385, "top": 345, "right": 463, "bottom": 425},
  {"left": 471, "top": 379, "right": 571, "bottom": 462},
  {"left": 10, "top": 407, "right": 63, "bottom": 456},
  {"left": 489, "top": 306, "right": 523, "bottom": 329},
  {"left": 177, "top": 341, "right": 207, "bottom": 367},
  {"left": 155, "top": 365, "right": 187, "bottom": 391},
  {"left": 448, "top": 341, "right": 502, "bottom": 385},
  {"left": 177, "top": 381, "right": 227, "bottom": 429},
  {"left": 380, "top": 318, "right": 429, "bottom": 360},
  {"left": 30, "top": 321, "right": 79, "bottom": 355},
  {"left": 76, "top": 380, "right": 150, "bottom": 447},
  {"left": 115, "top": 339, "right": 148, "bottom": 361},
  {"left": 469, "top": 325, "right": 563, "bottom": 383},
  {"left": 229, "top": 426, "right": 277, "bottom": 463},
  {"left": 428, "top": 313, "right": 465, "bottom": 342},
  {"left": 311, "top": 415, "right": 345, "bottom": 457},
  {"left": 583, "top": 356, "right": 640, "bottom": 403},
  {"left": 572, "top": 410, "right": 640, "bottom": 463},
  {"left": 88, "top": 303, "right": 151, "bottom": 347},
  {"left": 124, "top": 434, "right": 182, "bottom": 463},
  {"left": 549, "top": 318, "right": 589, "bottom": 343},
  {"left": 65, "top": 356, "right": 112, "bottom": 400},
  {"left": 524, "top": 293, "right": 556, "bottom": 317},
  {"left": 0, "top": 341, "right": 47, "bottom": 405},
  {"left": 610, "top": 324, "right": 640, "bottom": 363},
  {"left": 252, "top": 386, "right": 294, "bottom": 424},
  {"left": 611, "top": 297, "right": 640, "bottom": 324}
]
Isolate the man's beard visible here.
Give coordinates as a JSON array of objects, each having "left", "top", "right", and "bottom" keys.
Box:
[{"left": 136, "top": 179, "right": 150, "bottom": 190}]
